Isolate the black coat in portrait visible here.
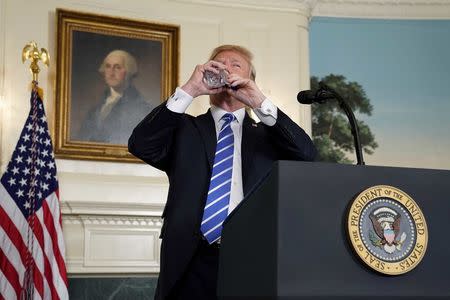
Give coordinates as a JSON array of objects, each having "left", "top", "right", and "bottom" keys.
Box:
[{"left": 78, "top": 85, "right": 154, "bottom": 145}]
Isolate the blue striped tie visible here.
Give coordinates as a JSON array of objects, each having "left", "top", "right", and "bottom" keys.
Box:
[{"left": 201, "top": 113, "right": 235, "bottom": 244}]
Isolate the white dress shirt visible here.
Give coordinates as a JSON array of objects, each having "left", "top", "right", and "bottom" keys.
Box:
[
  {"left": 166, "top": 87, "right": 278, "bottom": 214},
  {"left": 99, "top": 87, "right": 122, "bottom": 122}
]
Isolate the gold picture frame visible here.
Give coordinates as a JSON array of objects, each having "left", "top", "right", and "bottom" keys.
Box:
[{"left": 54, "top": 9, "right": 179, "bottom": 162}]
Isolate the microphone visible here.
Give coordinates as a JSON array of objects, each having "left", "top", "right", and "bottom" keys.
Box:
[
  {"left": 297, "top": 89, "right": 335, "bottom": 104},
  {"left": 296, "top": 82, "right": 365, "bottom": 165}
]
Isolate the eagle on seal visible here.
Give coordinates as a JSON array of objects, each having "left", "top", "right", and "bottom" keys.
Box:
[{"left": 369, "top": 207, "right": 406, "bottom": 254}]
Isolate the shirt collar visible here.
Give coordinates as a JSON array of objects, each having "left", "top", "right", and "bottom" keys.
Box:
[
  {"left": 109, "top": 87, "right": 123, "bottom": 99},
  {"left": 210, "top": 105, "right": 245, "bottom": 126}
]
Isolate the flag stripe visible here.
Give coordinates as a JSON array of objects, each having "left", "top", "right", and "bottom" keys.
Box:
[
  {"left": 0, "top": 212, "right": 26, "bottom": 280},
  {"left": 43, "top": 200, "right": 67, "bottom": 284},
  {"left": 33, "top": 211, "right": 59, "bottom": 300},
  {"left": 0, "top": 204, "right": 44, "bottom": 298},
  {"left": 19, "top": 204, "right": 51, "bottom": 298},
  {"left": 44, "top": 195, "right": 67, "bottom": 287},
  {"left": 41, "top": 204, "right": 68, "bottom": 298},
  {"left": 0, "top": 228, "right": 25, "bottom": 290},
  {"left": 0, "top": 207, "right": 47, "bottom": 300},
  {"left": 1, "top": 183, "right": 53, "bottom": 299},
  {"left": 0, "top": 268, "right": 16, "bottom": 300},
  {"left": 0, "top": 248, "right": 20, "bottom": 299},
  {"left": 46, "top": 193, "right": 65, "bottom": 256},
  {"left": 34, "top": 287, "right": 43, "bottom": 300},
  {"left": 0, "top": 88, "right": 68, "bottom": 299}
]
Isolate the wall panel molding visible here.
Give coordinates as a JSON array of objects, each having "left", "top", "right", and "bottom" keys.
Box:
[
  {"left": 84, "top": 227, "right": 159, "bottom": 267},
  {"left": 63, "top": 214, "right": 163, "bottom": 274}
]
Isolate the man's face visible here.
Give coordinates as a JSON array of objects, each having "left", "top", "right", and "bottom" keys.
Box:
[
  {"left": 103, "top": 54, "right": 128, "bottom": 90},
  {"left": 210, "top": 50, "right": 251, "bottom": 106},
  {"left": 213, "top": 50, "right": 251, "bottom": 80}
]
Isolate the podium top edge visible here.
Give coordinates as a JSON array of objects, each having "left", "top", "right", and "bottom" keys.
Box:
[{"left": 275, "top": 160, "right": 450, "bottom": 174}]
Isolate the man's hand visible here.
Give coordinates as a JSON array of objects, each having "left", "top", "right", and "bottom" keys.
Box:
[
  {"left": 181, "top": 61, "right": 227, "bottom": 98},
  {"left": 226, "top": 74, "right": 266, "bottom": 109}
]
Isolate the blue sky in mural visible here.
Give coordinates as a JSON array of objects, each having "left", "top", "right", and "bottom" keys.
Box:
[{"left": 310, "top": 17, "right": 450, "bottom": 170}]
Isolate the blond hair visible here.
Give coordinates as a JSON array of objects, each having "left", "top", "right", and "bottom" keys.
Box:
[{"left": 209, "top": 45, "right": 256, "bottom": 80}]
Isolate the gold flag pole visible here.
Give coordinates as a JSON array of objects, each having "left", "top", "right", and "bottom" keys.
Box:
[
  {"left": 20, "top": 42, "right": 50, "bottom": 300},
  {"left": 22, "top": 41, "right": 50, "bottom": 83}
]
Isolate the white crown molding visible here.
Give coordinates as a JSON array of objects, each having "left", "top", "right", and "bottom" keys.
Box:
[
  {"left": 170, "top": 0, "right": 315, "bottom": 14},
  {"left": 62, "top": 214, "right": 163, "bottom": 226},
  {"left": 170, "top": 0, "right": 450, "bottom": 18},
  {"left": 61, "top": 200, "right": 164, "bottom": 217},
  {"left": 312, "top": 0, "right": 450, "bottom": 19},
  {"left": 318, "top": 0, "right": 450, "bottom": 4},
  {"left": 80, "top": 215, "right": 162, "bottom": 226}
]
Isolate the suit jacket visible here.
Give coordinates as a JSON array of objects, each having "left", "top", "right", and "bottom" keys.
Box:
[
  {"left": 128, "top": 102, "right": 317, "bottom": 300},
  {"left": 77, "top": 85, "right": 154, "bottom": 145}
]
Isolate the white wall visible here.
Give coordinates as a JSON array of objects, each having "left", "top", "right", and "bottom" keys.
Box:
[{"left": 0, "top": 0, "right": 313, "bottom": 275}]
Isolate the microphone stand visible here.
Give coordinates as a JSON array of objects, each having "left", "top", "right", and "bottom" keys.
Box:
[{"left": 318, "top": 82, "right": 365, "bottom": 165}]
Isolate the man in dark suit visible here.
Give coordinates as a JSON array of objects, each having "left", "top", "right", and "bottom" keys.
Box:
[
  {"left": 128, "top": 45, "right": 317, "bottom": 300},
  {"left": 78, "top": 50, "right": 154, "bottom": 145}
]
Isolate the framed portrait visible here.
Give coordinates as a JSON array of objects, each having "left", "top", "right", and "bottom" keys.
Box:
[{"left": 54, "top": 9, "right": 179, "bottom": 162}]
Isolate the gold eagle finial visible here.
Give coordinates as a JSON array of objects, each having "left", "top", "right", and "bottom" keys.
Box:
[{"left": 22, "top": 41, "right": 50, "bottom": 82}]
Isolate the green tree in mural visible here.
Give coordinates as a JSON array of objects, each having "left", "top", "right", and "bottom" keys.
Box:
[{"left": 311, "top": 74, "right": 378, "bottom": 163}]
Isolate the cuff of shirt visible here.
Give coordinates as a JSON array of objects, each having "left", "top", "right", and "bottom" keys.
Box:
[
  {"left": 166, "top": 87, "right": 194, "bottom": 113},
  {"left": 253, "top": 98, "right": 278, "bottom": 126}
]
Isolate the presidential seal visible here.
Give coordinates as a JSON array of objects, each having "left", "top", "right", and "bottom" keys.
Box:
[{"left": 347, "top": 185, "right": 428, "bottom": 275}]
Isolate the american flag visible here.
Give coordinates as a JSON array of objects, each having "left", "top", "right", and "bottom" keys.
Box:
[{"left": 0, "top": 85, "right": 68, "bottom": 299}]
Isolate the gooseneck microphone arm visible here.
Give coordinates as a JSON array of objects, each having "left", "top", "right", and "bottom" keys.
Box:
[
  {"left": 318, "top": 82, "right": 365, "bottom": 165},
  {"left": 298, "top": 82, "right": 365, "bottom": 165}
]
